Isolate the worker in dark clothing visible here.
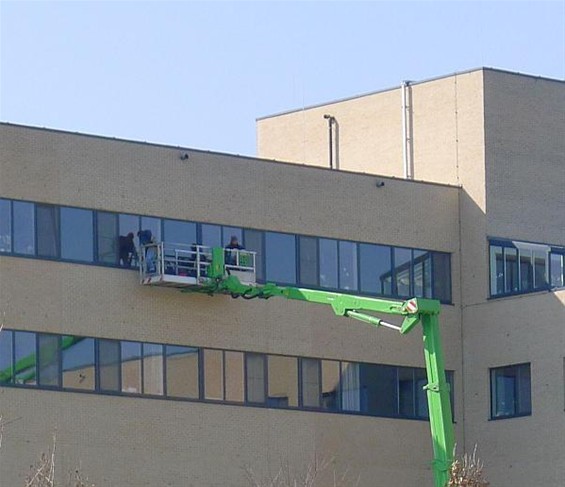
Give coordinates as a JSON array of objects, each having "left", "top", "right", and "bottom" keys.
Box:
[
  {"left": 225, "top": 235, "right": 244, "bottom": 266},
  {"left": 118, "top": 232, "right": 137, "bottom": 267}
]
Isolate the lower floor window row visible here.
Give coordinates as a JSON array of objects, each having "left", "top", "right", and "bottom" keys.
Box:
[{"left": 0, "top": 329, "right": 454, "bottom": 420}]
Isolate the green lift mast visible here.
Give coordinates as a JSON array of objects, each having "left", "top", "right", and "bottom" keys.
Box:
[{"left": 140, "top": 244, "right": 455, "bottom": 487}]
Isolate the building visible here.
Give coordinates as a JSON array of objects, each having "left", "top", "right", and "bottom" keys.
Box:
[{"left": 0, "top": 67, "right": 563, "bottom": 486}]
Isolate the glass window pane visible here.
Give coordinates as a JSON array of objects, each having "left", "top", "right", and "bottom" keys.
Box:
[
  {"left": 98, "top": 339, "right": 120, "bottom": 392},
  {"left": 339, "top": 241, "right": 358, "bottom": 291},
  {"left": 204, "top": 349, "right": 224, "bottom": 401},
  {"left": 97, "top": 212, "right": 118, "bottom": 264},
  {"left": 14, "top": 331, "right": 36, "bottom": 385},
  {"left": 550, "top": 253, "right": 564, "bottom": 288},
  {"left": 244, "top": 229, "right": 264, "bottom": 281},
  {"left": 267, "top": 355, "right": 298, "bottom": 408},
  {"left": 0, "top": 329, "right": 14, "bottom": 384},
  {"left": 398, "top": 368, "right": 415, "bottom": 417},
  {"left": 121, "top": 341, "right": 142, "bottom": 394},
  {"left": 519, "top": 249, "right": 533, "bottom": 291},
  {"left": 518, "top": 365, "right": 532, "bottom": 415},
  {"left": 13, "top": 201, "right": 35, "bottom": 255},
  {"left": 341, "top": 362, "right": 360, "bottom": 412},
  {"left": 319, "top": 238, "right": 338, "bottom": 289},
  {"left": 490, "top": 245, "right": 504, "bottom": 295},
  {"left": 225, "top": 351, "right": 244, "bottom": 403},
  {"left": 38, "top": 334, "right": 60, "bottom": 387},
  {"left": 118, "top": 214, "right": 140, "bottom": 268},
  {"left": 433, "top": 253, "right": 452, "bottom": 302},
  {"left": 359, "top": 244, "right": 392, "bottom": 295},
  {"left": 165, "top": 345, "right": 199, "bottom": 399},
  {"left": 201, "top": 224, "right": 222, "bottom": 248},
  {"left": 415, "top": 368, "right": 429, "bottom": 419},
  {"left": 164, "top": 219, "right": 197, "bottom": 246},
  {"left": 62, "top": 337, "right": 95, "bottom": 390},
  {"left": 60, "top": 207, "right": 93, "bottom": 262},
  {"left": 143, "top": 343, "right": 164, "bottom": 396},
  {"left": 301, "top": 358, "right": 320, "bottom": 408},
  {"left": 141, "top": 216, "right": 161, "bottom": 243},
  {"left": 491, "top": 364, "right": 531, "bottom": 418},
  {"left": 246, "top": 353, "right": 265, "bottom": 403},
  {"left": 265, "top": 232, "right": 296, "bottom": 284},
  {"left": 360, "top": 364, "right": 398, "bottom": 416},
  {"left": 321, "top": 360, "right": 340, "bottom": 411},
  {"left": 533, "top": 250, "right": 549, "bottom": 289},
  {"left": 37, "top": 205, "right": 59, "bottom": 258},
  {"left": 413, "top": 250, "right": 432, "bottom": 298},
  {"left": 394, "top": 248, "right": 412, "bottom": 297},
  {"left": 299, "top": 236, "right": 318, "bottom": 287},
  {"left": 222, "top": 227, "right": 243, "bottom": 247},
  {"left": 0, "top": 199, "right": 11, "bottom": 253},
  {"left": 504, "top": 247, "right": 519, "bottom": 293}
]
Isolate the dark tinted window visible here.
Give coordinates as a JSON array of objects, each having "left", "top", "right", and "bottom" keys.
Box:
[
  {"left": 550, "top": 253, "right": 564, "bottom": 288},
  {"left": 38, "top": 334, "right": 60, "bottom": 387},
  {"left": 165, "top": 345, "right": 199, "bottom": 399},
  {"left": 394, "top": 248, "right": 412, "bottom": 297},
  {"left": 265, "top": 232, "right": 296, "bottom": 284},
  {"left": 339, "top": 241, "right": 358, "bottom": 291},
  {"left": 244, "top": 229, "right": 264, "bottom": 281},
  {"left": 319, "top": 238, "right": 338, "bottom": 289},
  {"left": 490, "top": 245, "right": 504, "bottom": 295},
  {"left": 491, "top": 363, "right": 531, "bottom": 418},
  {"left": 267, "top": 355, "right": 298, "bottom": 407},
  {"left": 432, "top": 253, "right": 451, "bottom": 302},
  {"left": 163, "top": 219, "right": 196, "bottom": 246},
  {"left": 222, "top": 226, "right": 243, "bottom": 247},
  {"left": 201, "top": 224, "right": 221, "bottom": 247},
  {"left": 121, "top": 341, "right": 142, "bottom": 394},
  {"left": 246, "top": 353, "right": 265, "bottom": 403},
  {"left": 359, "top": 244, "right": 392, "bottom": 295},
  {"left": 97, "top": 212, "right": 118, "bottom": 264},
  {"left": 299, "top": 236, "right": 318, "bottom": 287},
  {"left": 118, "top": 214, "right": 140, "bottom": 268},
  {"left": 533, "top": 250, "right": 548, "bottom": 289},
  {"left": 413, "top": 250, "right": 432, "bottom": 298},
  {"left": 141, "top": 217, "right": 161, "bottom": 242},
  {"left": 14, "top": 331, "right": 37, "bottom": 385},
  {"left": 60, "top": 207, "right": 93, "bottom": 262},
  {"left": 0, "top": 199, "right": 11, "bottom": 253},
  {"left": 62, "top": 337, "right": 95, "bottom": 390},
  {"left": 36, "top": 205, "right": 59, "bottom": 258},
  {"left": 504, "top": 247, "right": 519, "bottom": 293},
  {"left": 0, "top": 329, "right": 13, "bottom": 384},
  {"left": 361, "top": 364, "right": 398, "bottom": 416},
  {"left": 98, "top": 339, "right": 120, "bottom": 392},
  {"left": 13, "top": 201, "right": 35, "bottom": 255}
]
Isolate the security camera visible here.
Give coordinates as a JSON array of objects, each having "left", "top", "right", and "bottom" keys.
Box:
[
  {"left": 375, "top": 180, "right": 385, "bottom": 188},
  {"left": 180, "top": 152, "right": 189, "bottom": 160}
]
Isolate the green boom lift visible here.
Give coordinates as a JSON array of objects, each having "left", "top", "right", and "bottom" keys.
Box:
[{"left": 139, "top": 243, "right": 455, "bottom": 487}]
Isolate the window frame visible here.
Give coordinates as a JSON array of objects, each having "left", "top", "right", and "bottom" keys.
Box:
[{"left": 490, "top": 362, "right": 532, "bottom": 420}]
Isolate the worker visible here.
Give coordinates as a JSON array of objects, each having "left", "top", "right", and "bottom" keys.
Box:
[
  {"left": 118, "top": 232, "right": 137, "bottom": 267},
  {"left": 138, "top": 230, "right": 155, "bottom": 273},
  {"left": 225, "top": 235, "right": 244, "bottom": 266}
]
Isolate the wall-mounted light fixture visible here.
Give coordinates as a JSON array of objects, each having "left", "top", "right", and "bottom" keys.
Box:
[
  {"left": 180, "top": 152, "right": 189, "bottom": 160},
  {"left": 323, "top": 114, "right": 337, "bottom": 169}
]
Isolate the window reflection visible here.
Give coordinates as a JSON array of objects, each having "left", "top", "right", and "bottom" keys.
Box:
[
  {"left": 267, "top": 355, "right": 298, "bottom": 407},
  {"left": 359, "top": 244, "right": 392, "bottom": 295},
  {"left": 62, "top": 336, "right": 95, "bottom": 390},
  {"left": 432, "top": 253, "right": 451, "bottom": 302},
  {"left": 491, "top": 364, "right": 531, "bottom": 418},
  {"left": 0, "top": 329, "right": 14, "bottom": 384},
  {"left": 246, "top": 353, "right": 265, "bottom": 403},
  {"left": 413, "top": 250, "right": 432, "bottom": 298},
  {"left": 37, "top": 205, "right": 59, "bottom": 258},
  {"left": 98, "top": 339, "right": 120, "bottom": 392},
  {"left": 299, "top": 236, "right": 318, "bottom": 287},
  {"left": 164, "top": 219, "right": 196, "bottom": 247},
  {"left": 244, "top": 229, "right": 264, "bottom": 281},
  {"left": 13, "top": 201, "right": 35, "bottom": 255},
  {"left": 550, "top": 253, "right": 564, "bottom": 288},
  {"left": 0, "top": 199, "right": 11, "bottom": 253},
  {"left": 204, "top": 349, "right": 224, "bottom": 400},
  {"left": 321, "top": 360, "right": 340, "bottom": 411},
  {"left": 339, "top": 241, "right": 358, "bottom": 291},
  {"left": 504, "top": 248, "right": 519, "bottom": 293},
  {"left": 143, "top": 343, "right": 164, "bottom": 396},
  {"left": 201, "top": 224, "right": 222, "bottom": 248},
  {"left": 38, "top": 334, "right": 60, "bottom": 387},
  {"left": 61, "top": 207, "right": 93, "bottom": 262},
  {"left": 225, "top": 351, "right": 244, "bottom": 402},
  {"left": 319, "top": 239, "right": 338, "bottom": 289},
  {"left": 14, "top": 331, "right": 37, "bottom": 385},
  {"left": 301, "top": 358, "right": 320, "bottom": 408},
  {"left": 97, "top": 212, "right": 118, "bottom": 264},
  {"left": 165, "top": 345, "right": 199, "bottom": 399},
  {"left": 118, "top": 214, "right": 140, "bottom": 268},
  {"left": 394, "top": 248, "right": 412, "bottom": 297},
  {"left": 265, "top": 232, "right": 296, "bottom": 284},
  {"left": 121, "top": 341, "right": 142, "bottom": 394}
]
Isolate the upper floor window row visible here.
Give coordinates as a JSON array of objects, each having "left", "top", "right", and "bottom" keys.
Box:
[
  {"left": 0, "top": 198, "right": 451, "bottom": 302},
  {"left": 489, "top": 239, "right": 564, "bottom": 298}
]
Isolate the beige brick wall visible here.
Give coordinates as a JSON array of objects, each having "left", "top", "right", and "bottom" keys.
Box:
[{"left": 0, "top": 124, "right": 462, "bottom": 486}]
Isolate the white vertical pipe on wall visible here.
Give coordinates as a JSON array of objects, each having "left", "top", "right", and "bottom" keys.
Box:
[{"left": 401, "top": 80, "right": 413, "bottom": 179}]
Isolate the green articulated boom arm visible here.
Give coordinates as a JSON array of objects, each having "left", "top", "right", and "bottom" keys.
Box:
[{"left": 182, "top": 248, "right": 455, "bottom": 487}]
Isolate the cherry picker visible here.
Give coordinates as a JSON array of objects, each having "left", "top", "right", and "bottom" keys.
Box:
[{"left": 140, "top": 243, "right": 455, "bottom": 487}]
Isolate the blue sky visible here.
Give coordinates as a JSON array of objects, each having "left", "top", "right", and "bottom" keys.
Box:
[{"left": 1, "top": 1, "right": 563, "bottom": 156}]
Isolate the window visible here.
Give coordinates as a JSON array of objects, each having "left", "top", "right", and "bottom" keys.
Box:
[
  {"left": 359, "top": 364, "right": 397, "bottom": 416},
  {"left": 0, "top": 329, "right": 14, "bottom": 384},
  {"left": 0, "top": 199, "right": 11, "bottom": 253},
  {"left": 13, "top": 201, "right": 35, "bottom": 255},
  {"left": 489, "top": 239, "right": 562, "bottom": 297},
  {"left": 359, "top": 244, "right": 392, "bottom": 295},
  {"left": 204, "top": 349, "right": 224, "bottom": 400},
  {"left": 432, "top": 252, "right": 452, "bottom": 302},
  {"left": 14, "top": 331, "right": 37, "bottom": 385},
  {"left": 38, "top": 334, "right": 60, "bottom": 387},
  {"left": 62, "top": 337, "right": 95, "bottom": 391},
  {"left": 118, "top": 214, "right": 140, "bottom": 268},
  {"left": 121, "top": 341, "right": 142, "bottom": 394},
  {"left": 36, "top": 204, "right": 59, "bottom": 258},
  {"left": 201, "top": 224, "right": 221, "bottom": 248},
  {"left": 265, "top": 232, "right": 296, "bottom": 284},
  {"left": 224, "top": 351, "right": 244, "bottom": 402},
  {"left": 301, "top": 358, "right": 320, "bottom": 408},
  {"left": 143, "top": 343, "right": 164, "bottom": 396},
  {"left": 490, "top": 363, "right": 531, "bottom": 419},
  {"left": 394, "top": 248, "right": 412, "bottom": 297},
  {"left": 222, "top": 226, "right": 243, "bottom": 247},
  {"left": 321, "top": 360, "right": 340, "bottom": 411},
  {"left": 413, "top": 250, "right": 432, "bottom": 298},
  {"left": 246, "top": 353, "right": 265, "bottom": 404},
  {"left": 165, "top": 345, "right": 199, "bottom": 399},
  {"left": 163, "top": 219, "right": 197, "bottom": 247},
  {"left": 341, "top": 362, "right": 360, "bottom": 412},
  {"left": 141, "top": 217, "right": 161, "bottom": 242},
  {"left": 319, "top": 238, "right": 338, "bottom": 289},
  {"left": 244, "top": 229, "right": 264, "bottom": 281},
  {"left": 267, "top": 355, "right": 298, "bottom": 407},
  {"left": 338, "top": 241, "right": 358, "bottom": 291},
  {"left": 61, "top": 207, "right": 93, "bottom": 262},
  {"left": 98, "top": 339, "right": 120, "bottom": 392},
  {"left": 299, "top": 236, "right": 318, "bottom": 287},
  {"left": 97, "top": 212, "right": 118, "bottom": 264}
]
